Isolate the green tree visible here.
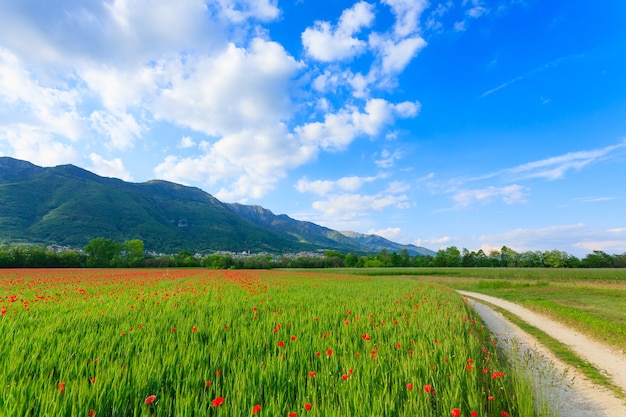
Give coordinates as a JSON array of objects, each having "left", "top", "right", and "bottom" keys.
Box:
[
  {"left": 84, "top": 237, "right": 122, "bottom": 267},
  {"left": 123, "top": 239, "right": 145, "bottom": 267},
  {"left": 344, "top": 253, "right": 359, "bottom": 267}
]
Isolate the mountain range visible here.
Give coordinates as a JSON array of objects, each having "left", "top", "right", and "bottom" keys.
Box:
[{"left": 0, "top": 157, "right": 434, "bottom": 256}]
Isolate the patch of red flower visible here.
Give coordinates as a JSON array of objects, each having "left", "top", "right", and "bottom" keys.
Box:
[
  {"left": 326, "top": 349, "right": 333, "bottom": 356},
  {"left": 423, "top": 384, "right": 432, "bottom": 393},
  {"left": 308, "top": 371, "right": 316, "bottom": 377},
  {"left": 278, "top": 340, "right": 285, "bottom": 348},
  {"left": 471, "top": 411, "right": 478, "bottom": 417},
  {"left": 406, "top": 383, "right": 413, "bottom": 391},
  {"left": 304, "top": 403, "right": 312, "bottom": 411},
  {"left": 492, "top": 371, "right": 505, "bottom": 378},
  {"left": 206, "top": 380, "right": 212, "bottom": 387},
  {"left": 212, "top": 397, "right": 225, "bottom": 407},
  {"left": 451, "top": 408, "right": 460, "bottom": 417},
  {"left": 57, "top": 382, "right": 65, "bottom": 393},
  {"left": 501, "top": 412, "right": 510, "bottom": 417},
  {"left": 88, "top": 410, "right": 96, "bottom": 417},
  {"left": 252, "top": 404, "right": 262, "bottom": 414},
  {"left": 144, "top": 395, "right": 157, "bottom": 404}
]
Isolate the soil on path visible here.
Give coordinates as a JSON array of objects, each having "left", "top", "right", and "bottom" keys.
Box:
[{"left": 459, "top": 291, "right": 626, "bottom": 417}]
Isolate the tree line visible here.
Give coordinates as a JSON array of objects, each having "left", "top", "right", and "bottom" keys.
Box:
[{"left": 0, "top": 238, "right": 624, "bottom": 269}]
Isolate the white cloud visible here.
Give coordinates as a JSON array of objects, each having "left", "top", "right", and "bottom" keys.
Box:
[
  {"left": 471, "top": 223, "right": 626, "bottom": 256},
  {"left": 153, "top": 38, "right": 302, "bottom": 136},
  {"left": 573, "top": 240, "right": 626, "bottom": 254},
  {"left": 296, "top": 174, "right": 381, "bottom": 195},
  {"left": 297, "top": 98, "right": 420, "bottom": 151},
  {"left": 505, "top": 140, "right": 626, "bottom": 180},
  {"left": 0, "top": 47, "right": 84, "bottom": 141},
  {"left": 466, "top": 0, "right": 488, "bottom": 19},
  {"left": 301, "top": 1, "right": 375, "bottom": 62},
  {"left": 369, "top": 33, "right": 427, "bottom": 76},
  {"left": 452, "top": 184, "right": 528, "bottom": 208},
  {"left": 368, "top": 227, "right": 402, "bottom": 240},
  {"left": 385, "top": 180, "right": 411, "bottom": 193},
  {"left": 178, "top": 136, "right": 196, "bottom": 149},
  {"left": 312, "top": 192, "right": 408, "bottom": 220},
  {"left": 0, "top": 124, "right": 79, "bottom": 167},
  {"left": 215, "top": 0, "right": 281, "bottom": 23},
  {"left": 381, "top": 0, "right": 429, "bottom": 37},
  {"left": 155, "top": 124, "right": 317, "bottom": 201},
  {"left": 414, "top": 236, "right": 451, "bottom": 248},
  {"left": 375, "top": 148, "right": 404, "bottom": 168},
  {"left": 89, "top": 110, "right": 144, "bottom": 150},
  {"left": 88, "top": 153, "right": 133, "bottom": 181}
]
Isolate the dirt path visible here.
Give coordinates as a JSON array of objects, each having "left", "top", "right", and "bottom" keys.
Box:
[{"left": 459, "top": 291, "right": 626, "bottom": 417}]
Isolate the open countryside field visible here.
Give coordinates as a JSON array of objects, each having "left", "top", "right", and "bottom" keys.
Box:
[
  {"left": 1, "top": 269, "right": 540, "bottom": 417},
  {"left": 329, "top": 268, "right": 626, "bottom": 352}
]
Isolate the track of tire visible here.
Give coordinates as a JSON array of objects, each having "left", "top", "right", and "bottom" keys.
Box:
[{"left": 459, "top": 291, "right": 626, "bottom": 417}]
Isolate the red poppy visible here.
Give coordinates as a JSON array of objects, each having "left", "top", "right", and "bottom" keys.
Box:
[
  {"left": 315, "top": 352, "right": 320, "bottom": 357},
  {"left": 192, "top": 326, "right": 197, "bottom": 332},
  {"left": 406, "top": 383, "right": 413, "bottom": 391},
  {"left": 492, "top": 372, "right": 505, "bottom": 378},
  {"left": 278, "top": 340, "right": 285, "bottom": 348},
  {"left": 395, "top": 343, "right": 401, "bottom": 348},
  {"left": 488, "top": 396, "right": 494, "bottom": 401},
  {"left": 423, "top": 384, "right": 432, "bottom": 393},
  {"left": 90, "top": 377, "right": 96, "bottom": 383},
  {"left": 144, "top": 395, "right": 157, "bottom": 404},
  {"left": 466, "top": 365, "right": 473, "bottom": 371},
  {"left": 341, "top": 374, "right": 349, "bottom": 380},
  {"left": 206, "top": 380, "right": 212, "bottom": 387},
  {"left": 88, "top": 410, "right": 96, "bottom": 417},
  {"left": 289, "top": 413, "right": 297, "bottom": 417},
  {"left": 252, "top": 404, "right": 262, "bottom": 414},
  {"left": 471, "top": 412, "right": 479, "bottom": 417},
  {"left": 326, "top": 349, "right": 333, "bottom": 356},
  {"left": 291, "top": 336, "right": 297, "bottom": 341},
  {"left": 450, "top": 408, "right": 460, "bottom": 417},
  {"left": 171, "top": 328, "right": 176, "bottom": 332},
  {"left": 308, "top": 371, "right": 316, "bottom": 377},
  {"left": 57, "top": 382, "right": 65, "bottom": 393},
  {"left": 304, "top": 403, "right": 312, "bottom": 411},
  {"left": 212, "top": 397, "right": 225, "bottom": 407},
  {"left": 501, "top": 412, "right": 510, "bottom": 417}
]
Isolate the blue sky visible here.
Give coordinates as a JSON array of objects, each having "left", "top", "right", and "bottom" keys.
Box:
[{"left": 1, "top": 0, "right": 625, "bottom": 257}]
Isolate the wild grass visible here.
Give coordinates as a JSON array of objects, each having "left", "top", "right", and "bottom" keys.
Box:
[{"left": 0, "top": 269, "right": 546, "bottom": 416}]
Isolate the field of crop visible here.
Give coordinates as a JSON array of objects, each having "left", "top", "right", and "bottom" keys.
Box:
[
  {"left": 0, "top": 269, "right": 540, "bottom": 417},
  {"left": 333, "top": 267, "right": 626, "bottom": 351}
]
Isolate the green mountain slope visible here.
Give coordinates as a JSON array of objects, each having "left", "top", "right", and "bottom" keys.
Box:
[{"left": 0, "top": 157, "right": 433, "bottom": 255}]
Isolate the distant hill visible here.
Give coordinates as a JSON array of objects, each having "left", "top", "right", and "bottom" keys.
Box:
[{"left": 0, "top": 157, "right": 434, "bottom": 256}]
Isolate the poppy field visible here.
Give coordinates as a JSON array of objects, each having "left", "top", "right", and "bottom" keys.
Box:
[{"left": 0, "top": 269, "right": 543, "bottom": 416}]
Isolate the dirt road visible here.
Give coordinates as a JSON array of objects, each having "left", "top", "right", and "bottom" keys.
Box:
[{"left": 459, "top": 291, "right": 626, "bottom": 417}]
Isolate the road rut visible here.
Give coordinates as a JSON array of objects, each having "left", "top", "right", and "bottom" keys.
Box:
[{"left": 459, "top": 291, "right": 626, "bottom": 416}]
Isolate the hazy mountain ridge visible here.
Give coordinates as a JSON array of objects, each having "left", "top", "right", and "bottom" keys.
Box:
[{"left": 0, "top": 157, "right": 433, "bottom": 256}]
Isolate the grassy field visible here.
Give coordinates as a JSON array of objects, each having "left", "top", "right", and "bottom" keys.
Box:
[
  {"left": 0, "top": 268, "right": 545, "bottom": 417},
  {"left": 330, "top": 267, "right": 626, "bottom": 352}
]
